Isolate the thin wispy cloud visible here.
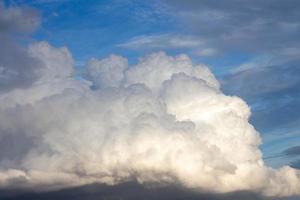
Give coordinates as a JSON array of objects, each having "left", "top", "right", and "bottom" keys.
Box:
[
  {"left": 164, "top": 0, "right": 300, "bottom": 54},
  {"left": 118, "top": 34, "right": 204, "bottom": 49},
  {"left": 119, "top": 34, "right": 219, "bottom": 57}
]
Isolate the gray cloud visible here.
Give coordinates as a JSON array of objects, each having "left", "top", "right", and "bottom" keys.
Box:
[
  {"left": 0, "top": 3, "right": 39, "bottom": 33},
  {"left": 262, "top": 146, "right": 300, "bottom": 164},
  {"left": 222, "top": 61, "right": 300, "bottom": 133},
  {"left": 290, "top": 160, "right": 300, "bottom": 170},
  {"left": 0, "top": 3, "right": 41, "bottom": 92},
  {"left": 163, "top": 0, "right": 300, "bottom": 55},
  {"left": 0, "top": 181, "right": 298, "bottom": 200},
  {"left": 283, "top": 146, "right": 300, "bottom": 157},
  {"left": 223, "top": 63, "right": 300, "bottom": 99}
]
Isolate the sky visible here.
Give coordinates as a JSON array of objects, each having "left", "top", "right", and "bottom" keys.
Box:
[
  {"left": 0, "top": 0, "right": 300, "bottom": 199},
  {"left": 7, "top": 0, "right": 299, "bottom": 168}
]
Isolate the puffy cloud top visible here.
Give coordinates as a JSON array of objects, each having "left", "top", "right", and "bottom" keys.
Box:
[{"left": 0, "top": 44, "right": 300, "bottom": 196}]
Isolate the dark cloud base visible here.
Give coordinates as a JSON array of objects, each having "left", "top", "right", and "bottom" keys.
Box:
[{"left": 0, "top": 181, "right": 297, "bottom": 200}]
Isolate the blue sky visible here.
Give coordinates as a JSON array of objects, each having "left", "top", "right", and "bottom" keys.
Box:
[
  {"left": 12, "top": 0, "right": 176, "bottom": 64},
  {"left": 4, "top": 0, "right": 300, "bottom": 169},
  {"left": 8, "top": 0, "right": 252, "bottom": 68}
]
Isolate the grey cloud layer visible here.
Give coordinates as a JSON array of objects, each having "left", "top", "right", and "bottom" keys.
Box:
[
  {"left": 164, "top": 0, "right": 300, "bottom": 54},
  {"left": 1, "top": 181, "right": 299, "bottom": 200},
  {"left": 120, "top": 0, "right": 300, "bottom": 57}
]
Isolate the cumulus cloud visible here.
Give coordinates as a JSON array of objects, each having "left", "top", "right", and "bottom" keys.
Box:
[
  {"left": 85, "top": 54, "right": 128, "bottom": 88},
  {"left": 0, "top": 3, "right": 300, "bottom": 198},
  {"left": 1, "top": 46, "right": 300, "bottom": 196}
]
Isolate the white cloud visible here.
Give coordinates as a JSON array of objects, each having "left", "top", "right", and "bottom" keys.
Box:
[
  {"left": 194, "top": 48, "right": 219, "bottom": 56},
  {"left": 0, "top": 46, "right": 299, "bottom": 196},
  {"left": 118, "top": 34, "right": 204, "bottom": 49},
  {"left": 119, "top": 34, "right": 219, "bottom": 57},
  {"left": 124, "top": 51, "right": 219, "bottom": 93}
]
